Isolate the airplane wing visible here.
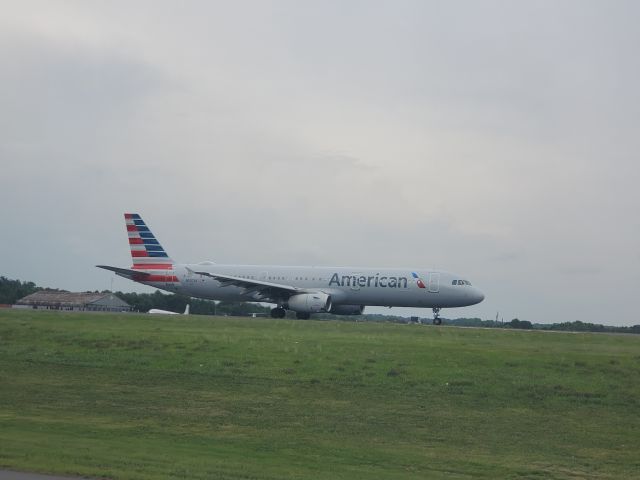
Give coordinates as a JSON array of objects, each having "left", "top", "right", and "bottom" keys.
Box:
[
  {"left": 188, "top": 268, "right": 302, "bottom": 302},
  {"left": 96, "top": 265, "right": 152, "bottom": 280}
]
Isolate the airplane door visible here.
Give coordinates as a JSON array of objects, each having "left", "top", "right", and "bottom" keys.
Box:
[{"left": 428, "top": 273, "right": 440, "bottom": 293}]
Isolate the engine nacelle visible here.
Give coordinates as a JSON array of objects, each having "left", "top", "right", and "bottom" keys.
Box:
[
  {"left": 329, "top": 304, "right": 365, "bottom": 315},
  {"left": 287, "top": 293, "right": 332, "bottom": 313}
]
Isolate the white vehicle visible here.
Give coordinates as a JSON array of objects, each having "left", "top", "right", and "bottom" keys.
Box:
[
  {"left": 98, "top": 214, "right": 484, "bottom": 324},
  {"left": 148, "top": 304, "right": 190, "bottom": 315}
]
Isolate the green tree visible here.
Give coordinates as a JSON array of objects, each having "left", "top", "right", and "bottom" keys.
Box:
[
  {"left": 507, "top": 318, "right": 533, "bottom": 330},
  {"left": 0, "top": 276, "right": 40, "bottom": 304}
]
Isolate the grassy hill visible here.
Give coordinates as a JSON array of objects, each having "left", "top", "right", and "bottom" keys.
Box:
[{"left": 0, "top": 309, "right": 639, "bottom": 479}]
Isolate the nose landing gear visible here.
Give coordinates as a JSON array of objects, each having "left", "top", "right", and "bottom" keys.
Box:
[{"left": 432, "top": 307, "right": 442, "bottom": 325}]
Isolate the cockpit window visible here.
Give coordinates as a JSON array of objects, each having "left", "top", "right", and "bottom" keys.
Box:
[{"left": 452, "top": 280, "right": 458, "bottom": 285}]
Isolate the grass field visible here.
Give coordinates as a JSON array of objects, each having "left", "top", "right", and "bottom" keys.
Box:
[{"left": 0, "top": 310, "right": 639, "bottom": 479}]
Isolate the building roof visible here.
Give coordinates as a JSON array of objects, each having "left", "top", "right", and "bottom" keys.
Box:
[{"left": 17, "top": 290, "right": 130, "bottom": 307}]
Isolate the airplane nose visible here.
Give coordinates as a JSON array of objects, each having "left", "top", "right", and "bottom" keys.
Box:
[{"left": 470, "top": 288, "right": 485, "bottom": 304}]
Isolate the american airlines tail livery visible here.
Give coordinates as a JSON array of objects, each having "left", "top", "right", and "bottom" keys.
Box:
[{"left": 97, "top": 214, "right": 484, "bottom": 324}]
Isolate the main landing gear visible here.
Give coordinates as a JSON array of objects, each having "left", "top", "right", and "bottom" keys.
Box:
[{"left": 432, "top": 307, "right": 442, "bottom": 325}]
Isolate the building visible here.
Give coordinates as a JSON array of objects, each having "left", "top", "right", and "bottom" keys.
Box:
[{"left": 15, "top": 291, "right": 131, "bottom": 312}]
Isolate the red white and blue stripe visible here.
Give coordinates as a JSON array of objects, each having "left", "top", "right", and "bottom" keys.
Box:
[
  {"left": 412, "top": 272, "right": 426, "bottom": 289},
  {"left": 125, "top": 213, "right": 178, "bottom": 281}
]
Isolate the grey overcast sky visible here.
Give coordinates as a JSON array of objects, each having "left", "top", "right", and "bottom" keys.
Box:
[{"left": 1, "top": 1, "right": 638, "bottom": 324}]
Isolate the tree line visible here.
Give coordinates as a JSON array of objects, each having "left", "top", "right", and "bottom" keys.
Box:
[
  {"left": 0, "top": 277, "right": 40, "bottom": 304},
  {"left": 1, "top": 276, "right": 638, "bottom": 333},
  {"left": 442, "top": 317, "right": 640, "bottom": 334},
  {"left": 0, "top": 276, "right": 269, "bottom": 316},
  {"left": 114, "top": 290, "right": 270, "bottom": 316}
]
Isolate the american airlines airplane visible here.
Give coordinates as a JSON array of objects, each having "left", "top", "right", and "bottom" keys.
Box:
[{"left": 97, "top": 214, "right": 484, "bottom": 324}]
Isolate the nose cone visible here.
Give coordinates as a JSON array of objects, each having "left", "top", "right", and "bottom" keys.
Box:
[{"left": 470, "top": 287, "right": 485, "bottom": 305}]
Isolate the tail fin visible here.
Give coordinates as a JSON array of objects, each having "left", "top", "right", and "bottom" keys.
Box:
[
  {"left": 125, "top": 213, "right": 174, "bottom": 269},
  {"left": 184, "top": 304, "right": 190, "bottom": 315}
]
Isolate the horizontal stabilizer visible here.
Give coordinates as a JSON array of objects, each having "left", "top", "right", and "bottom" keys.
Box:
[{"left": 96, "top": 265, "right": 152, "bottom": 279}]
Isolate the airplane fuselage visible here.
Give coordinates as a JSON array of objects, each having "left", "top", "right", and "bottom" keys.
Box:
[{"left": 142, "top": 264, "right": 484, "bottom": 309}]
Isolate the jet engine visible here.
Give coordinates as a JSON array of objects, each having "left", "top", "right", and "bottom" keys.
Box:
[
  {"left": 329, "top": 304, "right": 365, "bottom": 315},
  {"left": 287, "top": 293, "right": 332, "bottom": 313}
]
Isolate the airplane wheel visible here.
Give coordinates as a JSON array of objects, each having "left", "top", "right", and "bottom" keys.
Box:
[
  {"left": 271, "top": 308, "right": 286, "bottom": 319},
  {"left": 432, "top": 307, "right": 442, "bottom": 325},
  {"left": 296, "top": 312, "right": 310, "bottom": 320}
]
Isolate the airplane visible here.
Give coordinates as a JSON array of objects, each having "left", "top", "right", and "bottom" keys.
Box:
[
  {"left": 97, "top": 214, "right": 484, "bottom": 324},
  {"left": 149, "top": 304, "right": 190, "bottom": 315}
]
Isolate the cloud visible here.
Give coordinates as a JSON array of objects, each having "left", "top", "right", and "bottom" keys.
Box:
[{"left": 0, "top": 1, "right": 639, "bottom": 324}]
